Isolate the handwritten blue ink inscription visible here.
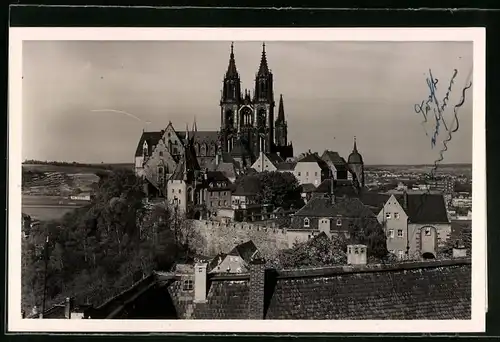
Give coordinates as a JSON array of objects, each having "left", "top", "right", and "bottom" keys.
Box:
[{"left": 414, "top": 68, "right": 463, "bottom": 149}]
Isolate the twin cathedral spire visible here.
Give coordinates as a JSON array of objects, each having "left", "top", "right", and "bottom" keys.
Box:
[{"left": 220, "top": 42, "right": 292, "bottom": 163}]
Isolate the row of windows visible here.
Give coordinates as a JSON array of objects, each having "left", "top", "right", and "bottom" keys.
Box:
[
  {"left": 347, "top": 246, "right": 365, "bottom": 254},
  {"left": 388, "top": 228, "right": 432, "bottom": 238},
  {"left": 209, "top": 191, "right": 229, "bottom": 197},
  {"left": 297, "top": 171, "right": 318, "bottom": 177},
  {"left": 388, "top": 229, "right": 404, "bottom": 238},
  {"left": 211, "top": 200, "right": 229, "bottom": 207},
  {"left": 385, "top": 212, "right": 401, "bottom": 220},
  {"left": 304, "top": 217, "right": 342, "bottom": 227}
]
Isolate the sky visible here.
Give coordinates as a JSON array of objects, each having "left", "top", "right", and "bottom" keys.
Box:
[{"left": 22, "top": 40, "right": 474, "bottom": 165}]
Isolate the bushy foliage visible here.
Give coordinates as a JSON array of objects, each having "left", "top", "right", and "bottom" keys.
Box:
[
  {"left": 347, "top": 217, "right": 388, "bottom": 259},
  {"left": 269, "top": 233, "right": 347, "bottom": 269},
  {"left": 234, "top": 171, "right": 304, "bottom": 209},
  {"left": 21, "top": 169, "right": 198, "bottom": 315}
]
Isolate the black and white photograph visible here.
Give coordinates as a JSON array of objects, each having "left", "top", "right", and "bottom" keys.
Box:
[{"left": 8, "top": 28, "right": 486, "bottom": 333}]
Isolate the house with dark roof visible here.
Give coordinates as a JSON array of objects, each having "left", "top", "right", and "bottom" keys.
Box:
[
  {"left": 80, "top": 255, "right": 471, "bottom": 320},
  {"left": 293, "top": 152, "right": 330, "bottom": 186},
  {"left": 376, "top": 191, "right": 451, "bottom": 260},
  {"left": 25, "top": 297, "right": 89, "bottom": 319},
  {"left": 208, "top": 240, "right": 260, "bottom": 274},
  {"left": 251, "top": 152, "right": 284, "bottom": 172},
  {"left": 320, "top": 150, "right": 350, "bottom": 180},
  {"left": 276, "top": 161, "right": 297, "bottom": 173},
  {"left": 288, "top": 196, "right": 378, "bottom": 247},
  {"left": 231, "top": 176, "right": 266, "bottom": 222}
]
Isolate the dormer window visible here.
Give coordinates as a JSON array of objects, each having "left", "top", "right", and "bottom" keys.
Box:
[
  {"left": 304, "top": 218, "right": 310, "bottom": 228},
  {"left": 336, "top": 218, "right": 342, "bottom": 226}
]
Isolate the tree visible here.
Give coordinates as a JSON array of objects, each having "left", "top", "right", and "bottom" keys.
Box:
[
  {"left": 234, "top": 171, "right": 303, "bottom": 210},
  {"left": 273, "top": 233, "right": 348, "bottom": 269},
  {"left": 348, "top": 217, "right": 388, "bottom": 259}
]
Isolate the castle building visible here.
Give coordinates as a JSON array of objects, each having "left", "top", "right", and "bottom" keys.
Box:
[{"left": 134, "top": 42, "right": 294, "bottom": 196}]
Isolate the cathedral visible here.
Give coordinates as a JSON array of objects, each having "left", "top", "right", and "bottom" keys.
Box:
[{"left": 134, "top": 42, "right": 293, "bottom": 194}]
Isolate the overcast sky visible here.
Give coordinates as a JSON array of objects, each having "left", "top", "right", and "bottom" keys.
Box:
[{"left": 22, "top": 40, "right": 473, "bottom": 165}]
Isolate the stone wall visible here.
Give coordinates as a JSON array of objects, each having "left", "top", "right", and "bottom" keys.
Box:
[{"left": 189, "top": 219, "right": 289, "bottom": 259}]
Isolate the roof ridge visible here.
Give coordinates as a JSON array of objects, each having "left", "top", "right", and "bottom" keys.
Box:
[{"left": 275, "top": 258, "right": 471, "bottom": 279}]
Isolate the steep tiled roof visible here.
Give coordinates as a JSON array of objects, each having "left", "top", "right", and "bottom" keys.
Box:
[
  {"left": 84, "top": 259, "right": 471, "bottom": 320},
  {"left": 228, "top": 240, "right": 259, "bottom": 263},
  {"left": 205, "top": 171, "right": 230, "bottom": 183},
  {"left": 297, "top": 153, "right": 330, "bottom": 172},
  {"left": 134, "top": 131, "right": 163, "bottom": 157},
  {"left": 276, "top": 161, "right": 296, "bottom": 171},
  {"left": 294, "top": 197, "right": 376, "bottom": 219},
  {"left": 192, "top": 277, "right": 250, "bottom": 319},
  {"left": 266, "top": 260, "right": 471, "bottom": 319},
  {"left": 176, "top": 131, "right": 218, "bottom": 145},
  {"left": 315, "top": 179, "right": 359, "bottom": 197},
  {"left": 264, "top": 153, "right": 284, "bottom": 167},
  {"left": 393, "top": 192, "right": 449, "bottom": 224},
  {"left": 321, "top": 150, "right": 348, "bottom": 172}
]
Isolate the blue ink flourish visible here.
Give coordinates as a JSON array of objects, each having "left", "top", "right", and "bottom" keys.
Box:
[{"left": 414, "top": 69, "right": 459, "bottom": 147}]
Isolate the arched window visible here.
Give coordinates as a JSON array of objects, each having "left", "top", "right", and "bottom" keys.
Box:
[
  {"left": 225, "top": 110, "right": 234, "bottom": 128},
  {"left": 303, "top": 217, "right": 310, "bottom": 228},
  {"left": 210, "top": 143, "right": 216, "bottom": 156},
  {"left": 200, "top": 144, "right": 207, "bottom": 156},
  {"left": 257, "top": 108, "right": 266, "bottom": 127}
]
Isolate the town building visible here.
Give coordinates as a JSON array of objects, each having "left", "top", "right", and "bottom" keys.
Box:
[
  {"left": 207, "top": 240, "right": 260, "bottom": 274},
  {"left": 293, "top": 152, "right": 330, "bottom": 186},
  {"left": 204, "top": 171, "right": 233, "bottom": 219},
  {"left": 288, "top": 195, "right": 378, "bottom": 246},
  {"left": 378, "top": 191, "right": 451, "bottom": 259}
]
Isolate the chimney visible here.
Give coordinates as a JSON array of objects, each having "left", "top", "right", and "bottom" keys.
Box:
[
  {"left": 248, "top": 257, "right": 266, "bottom": 319},
  {"left": 453, "top": 240, "right": 467, "bottom": 258},
  {"left": 64, "top": 297, "right": 71, "bottom": 319},
  {"left": 347, "top": 244, "right": 367, "bottom": 265},
  {"left": 403, "top": 189, "right": 409, "bottom": 210},
  {"left": 194, "top": 263, "right": 208, "bottom": 303}
]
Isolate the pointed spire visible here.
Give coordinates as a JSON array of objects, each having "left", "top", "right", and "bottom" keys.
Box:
[
  {"left": 353, "top": 136, "right": 358, "bottom": 152},
  {"left": 192, "top": 116, "right": 198, "bottom": 133},
  {"left": 185, "top": 123, "right": 189, "bottom": 145},
  {"left": 277, "top": 94, "right": 285, "bottom": 122},
  {"left": 257, "top": 42, "right": 269, "bottom": 76},
  {"left": 225, "top": 42, "right": 238, "bottom": 78}
]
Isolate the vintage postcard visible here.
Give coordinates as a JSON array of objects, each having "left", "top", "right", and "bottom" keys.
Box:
[{"left": 8, "top": 28, "right": 486, "bottom": 333}]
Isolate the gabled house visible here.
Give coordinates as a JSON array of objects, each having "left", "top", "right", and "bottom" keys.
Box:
[
  {"left": 293, "top": 153, "right": 330, "bottom": 186},
  {"left": 208, "top": 240, "right": 260, "bottom": 274},
  {"left": 320, "top": 150, "right": 350, "bottom": 180},
  {"left": 251, "top": 152, "right": 284, "bottom": 172},
  {"left": 378, "top": 191, "right": 451, "bottom": 259}
]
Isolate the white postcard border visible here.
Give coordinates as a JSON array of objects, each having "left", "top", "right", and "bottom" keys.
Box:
[{"left": 8, "top": 27, "right": 486, "bottom": 333}]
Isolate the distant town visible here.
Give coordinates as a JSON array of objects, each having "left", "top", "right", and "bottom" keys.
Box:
[{"left": 21, "top": 42, "right": 472, "bottom": 321}]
